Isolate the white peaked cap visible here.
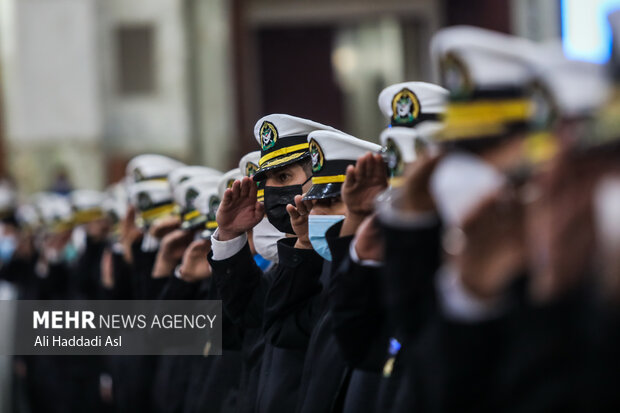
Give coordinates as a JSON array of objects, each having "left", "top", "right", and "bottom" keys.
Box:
[
  {"left": 129, "top": 180, "right": 173, "bottom": 210},
  {"left": 416, "top": 121, "right": 445, "bottom": 141},
  {"left": 380, "top": 127, "right": 420, "bottom": 166},
  {"left": 102, "top": 182, "right": 128, "bottom": 221},
  {"left": 308, "top": 130, "right": 381, "bottom": 162},
  {"left": 379, "top": 122, "right": 444, "bottom": 175},
  {"left": 378, "top": 82, "right": 448, "bottom": 126},
  {"left": 33, "top": 193, "right": 73, "bottom": 226},
  {"left": 304, "top": 130, "right": 381, "bottom": 200},
  {"left": 173, "top": 176, "right": 221, "bottom": 210},
  {"left": 70, "top": 190, "right": 106, "bottom": 212},
  {"left": 253, "top": 114, "right": 340, "bottom": 147},
  {"left": 126, "top": 154, "right": 186, "bottom": 184},
  {"left": 238, "top": 151, "right": 261, "bottom": 177},
  {"left": 217, "top": 168, "right": 243, "bottom": 200},
  {"left": 253, "top": 114, "right": 341, "bottom": 180},
  {"left": 168, "top": 166, "right": 222, "bottom": 191},
  {"left": 16, "top": 204, "right": 41, "bottom": 228},
  {"left": 527, "top": 42, "right": 610, "bottom": 118},
  {"left": 430, "top": 26, "right": 537, "bottom": 93},
  {"left": 195, "top": 186, "right": 221, "bottom": 217}
]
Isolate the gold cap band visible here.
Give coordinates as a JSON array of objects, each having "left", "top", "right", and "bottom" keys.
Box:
[
  {"left": 311, "top": 175, "right": 346, "bottom": 184},
  {"left": 259, "top": 143, "right": 309, "bottom": 167}
]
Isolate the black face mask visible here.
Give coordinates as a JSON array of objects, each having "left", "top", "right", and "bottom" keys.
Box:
[{"left": 264, "top": 177, "right": 311, "bottom": 234}]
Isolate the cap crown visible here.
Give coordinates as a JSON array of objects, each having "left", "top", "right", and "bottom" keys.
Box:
[
  {"left": 378, "top": 82, "right": 448, "bottom": 127},
  {"left": 126, "top": 154, "right": 185, "bottom": 184}
]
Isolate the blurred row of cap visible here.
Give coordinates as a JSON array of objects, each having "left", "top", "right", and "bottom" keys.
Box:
[{"left": 4, "top": 16, "right": 620, "bottom": 232}]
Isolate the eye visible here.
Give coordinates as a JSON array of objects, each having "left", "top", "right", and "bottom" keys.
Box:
[{"left": 277, "top": 172, "right": 290, "bottom": 183}]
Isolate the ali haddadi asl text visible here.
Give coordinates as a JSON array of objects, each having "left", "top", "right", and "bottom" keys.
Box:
[{"left": 34, "top": 335, "right": 121, "bottom": 347}]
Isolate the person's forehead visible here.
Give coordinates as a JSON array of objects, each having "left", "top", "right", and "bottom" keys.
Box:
[{"left": 265, "top": 163, "right": 303, "bottom": 177}]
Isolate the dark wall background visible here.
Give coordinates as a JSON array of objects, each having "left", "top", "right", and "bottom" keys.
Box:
[
  {"left": 444, "top": 0, "right": 511, "bottom": 33},
  {"left": 256, "top": 26, "right": 345, "bottom": 131}
]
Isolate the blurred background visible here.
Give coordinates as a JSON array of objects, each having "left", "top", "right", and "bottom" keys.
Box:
[{"left": 0, "top": 0, "right": 608, "bottom": 193}]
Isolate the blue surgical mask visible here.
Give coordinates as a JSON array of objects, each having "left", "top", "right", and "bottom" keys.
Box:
[
  {"left": 308, "top": 215, "right": 345, "bottom": 261},
  {"left": 0, "top": 236, "right": 16, "bottom": 262},
  {"left": 63, "top": 243, "right": 79, "bottom": 263}
]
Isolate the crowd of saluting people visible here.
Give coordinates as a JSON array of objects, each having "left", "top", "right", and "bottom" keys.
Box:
[{"left": 3, "top": 20, "right": 620, "bottom": 413}]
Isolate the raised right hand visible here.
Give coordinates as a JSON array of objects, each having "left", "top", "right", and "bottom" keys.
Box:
[{"left": 216, "top": 177, "right": 265, "bottom": 241}]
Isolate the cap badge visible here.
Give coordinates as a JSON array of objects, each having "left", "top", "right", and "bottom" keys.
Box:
[
  {"left": 185, "top": 187, "right": 199, "bottom": 210},
  {"left": 528, "top": 83, "right": 554, "bottom": 130},
  {"left": 385, "top": 138, "right": 404, "bottom": 177},
  {"left": 442, "top": 55, "right": 472, "bottom": 98},
  {"left": 309, "top": 139, "right": 324, "bottom": 172},
  {"left": 133, "top": 169, "right": 145, "bottom": 183},
  {"left": 207, "top": 195, "right": 221, "bottom": 220},
  {"left": 137, "top": 193, "right": 153, "bottom": 211},
  {"left": 226, "top": 179, "right": 235, "bottom": 189},
  {"left": 391, "top": 88, "right": 420, "bottom": 126},
  {"left": 260, "top": 121, "right": 278, "bottom": 151},
  {"left": 245, "top": 162, "right": 258, "bottom": 177}
]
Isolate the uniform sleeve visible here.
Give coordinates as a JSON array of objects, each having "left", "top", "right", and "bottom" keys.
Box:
[
  {"left": 379, "top": 216, "right": 442, "bottom": 336},
  {"left": 208, "top": 241, "right": 267, "bottom": 329},
  {"left": 329, "top": 256, "right": 391, "bottom": 371},
  {"left": 157, "top": 274, "right": 203, "bottom": 300},
  {"left": 106, "top": 250, "right": 133, "bottom": 300},
  {"left": 415, "top": 313, "right": 505, "bottom": 413},
  {"left": 326, "top": 222, "right": 391, "bottom": 371},
  {"left": 262, "top": 237, "right": 325, "bottom": 349},
  {"left": 131, "top": 242, "right": 162, "bottom": 300}
]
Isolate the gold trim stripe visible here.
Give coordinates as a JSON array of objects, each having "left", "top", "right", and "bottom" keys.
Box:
[
  {"left": 259, "top": 143, "right": 309, "bottom": 166},
  {"left": 74, "top": 208, "right": 105, "bottom": 224},
  {"left": 312, "top": 175, "right": 346, "bottom": 184},
  {"left": 525, "top": 131, "right": 557, "bottom": 165},
  {"left": 389, "top": 176, "right": 404, "bottom": 188},
  {"left": 141, "top": 203, "right": 175, "bottom": 221},
  {"left": 51, "top": 221, "right": 75, "bottom": 233},
  {"left": 205, "top": 221, "right": 218, "bottom": 229},
  {"left": 183, "top": 209, "right": 201, "bottom": 222},
  {"left": 259, "top": 151, "right": 307, "bottom": 170},
  {"left": 440, "top": 99, "right": 532, "bottom": 141}
]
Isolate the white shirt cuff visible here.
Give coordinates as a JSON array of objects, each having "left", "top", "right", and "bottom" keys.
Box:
[
  {"left": 375, "top": 191, "right": 437, "bottom": 229},
  {"left": 210, "top": 228, "right": 247, "bottom": 261},
  {"left": 111, "top": 242, "right": 124, "bottom": 255},
  {"left": 173, "top": 264, "right": 183, "bottom": 280},
  {"left": 436, "top": 265, "right": 504, "bottom": 323},
  {"left": 349, "top": 239, "right": 382, "bottom": 267},
  {"left": 141, "top": 233, "right": 160, "bottom": 252}
]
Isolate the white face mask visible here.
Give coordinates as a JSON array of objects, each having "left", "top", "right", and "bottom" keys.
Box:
[
  {"left": 430, "top": 152, "right": 506, "bottom": 227},
  {"left": 252, "top": 217, "right": 285, "bottom": 263}
]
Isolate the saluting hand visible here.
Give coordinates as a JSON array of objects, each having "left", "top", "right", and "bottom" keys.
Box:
[
  {"left": 456, "top": 188, "right": 525, "bottom": 301},
  {"left": 216, "top": 177, "right": 264, "bottom": 241},
  {"left": 401, "top": 154, "right": 439, "bottom": 214},
  {"left": 149, "top": 215, "right": 181, "bottom": 239},
  {"left": 353, "top": 214, "right": 384, "bottom": 262},
  {"left": 340, "top": 153, "right": 388, "bottom": 236},
  {"left": 152, "top": 229, "right": 194, "bottom": 278},
  {"left": 178, "top": 239, "right": 212, "bottom": 282},
  {"left": 342, "top": 153, "right": 388, "bottom": 216},
  {"left": 286, "top": 194, "right": 313, "bottom": 249}
]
